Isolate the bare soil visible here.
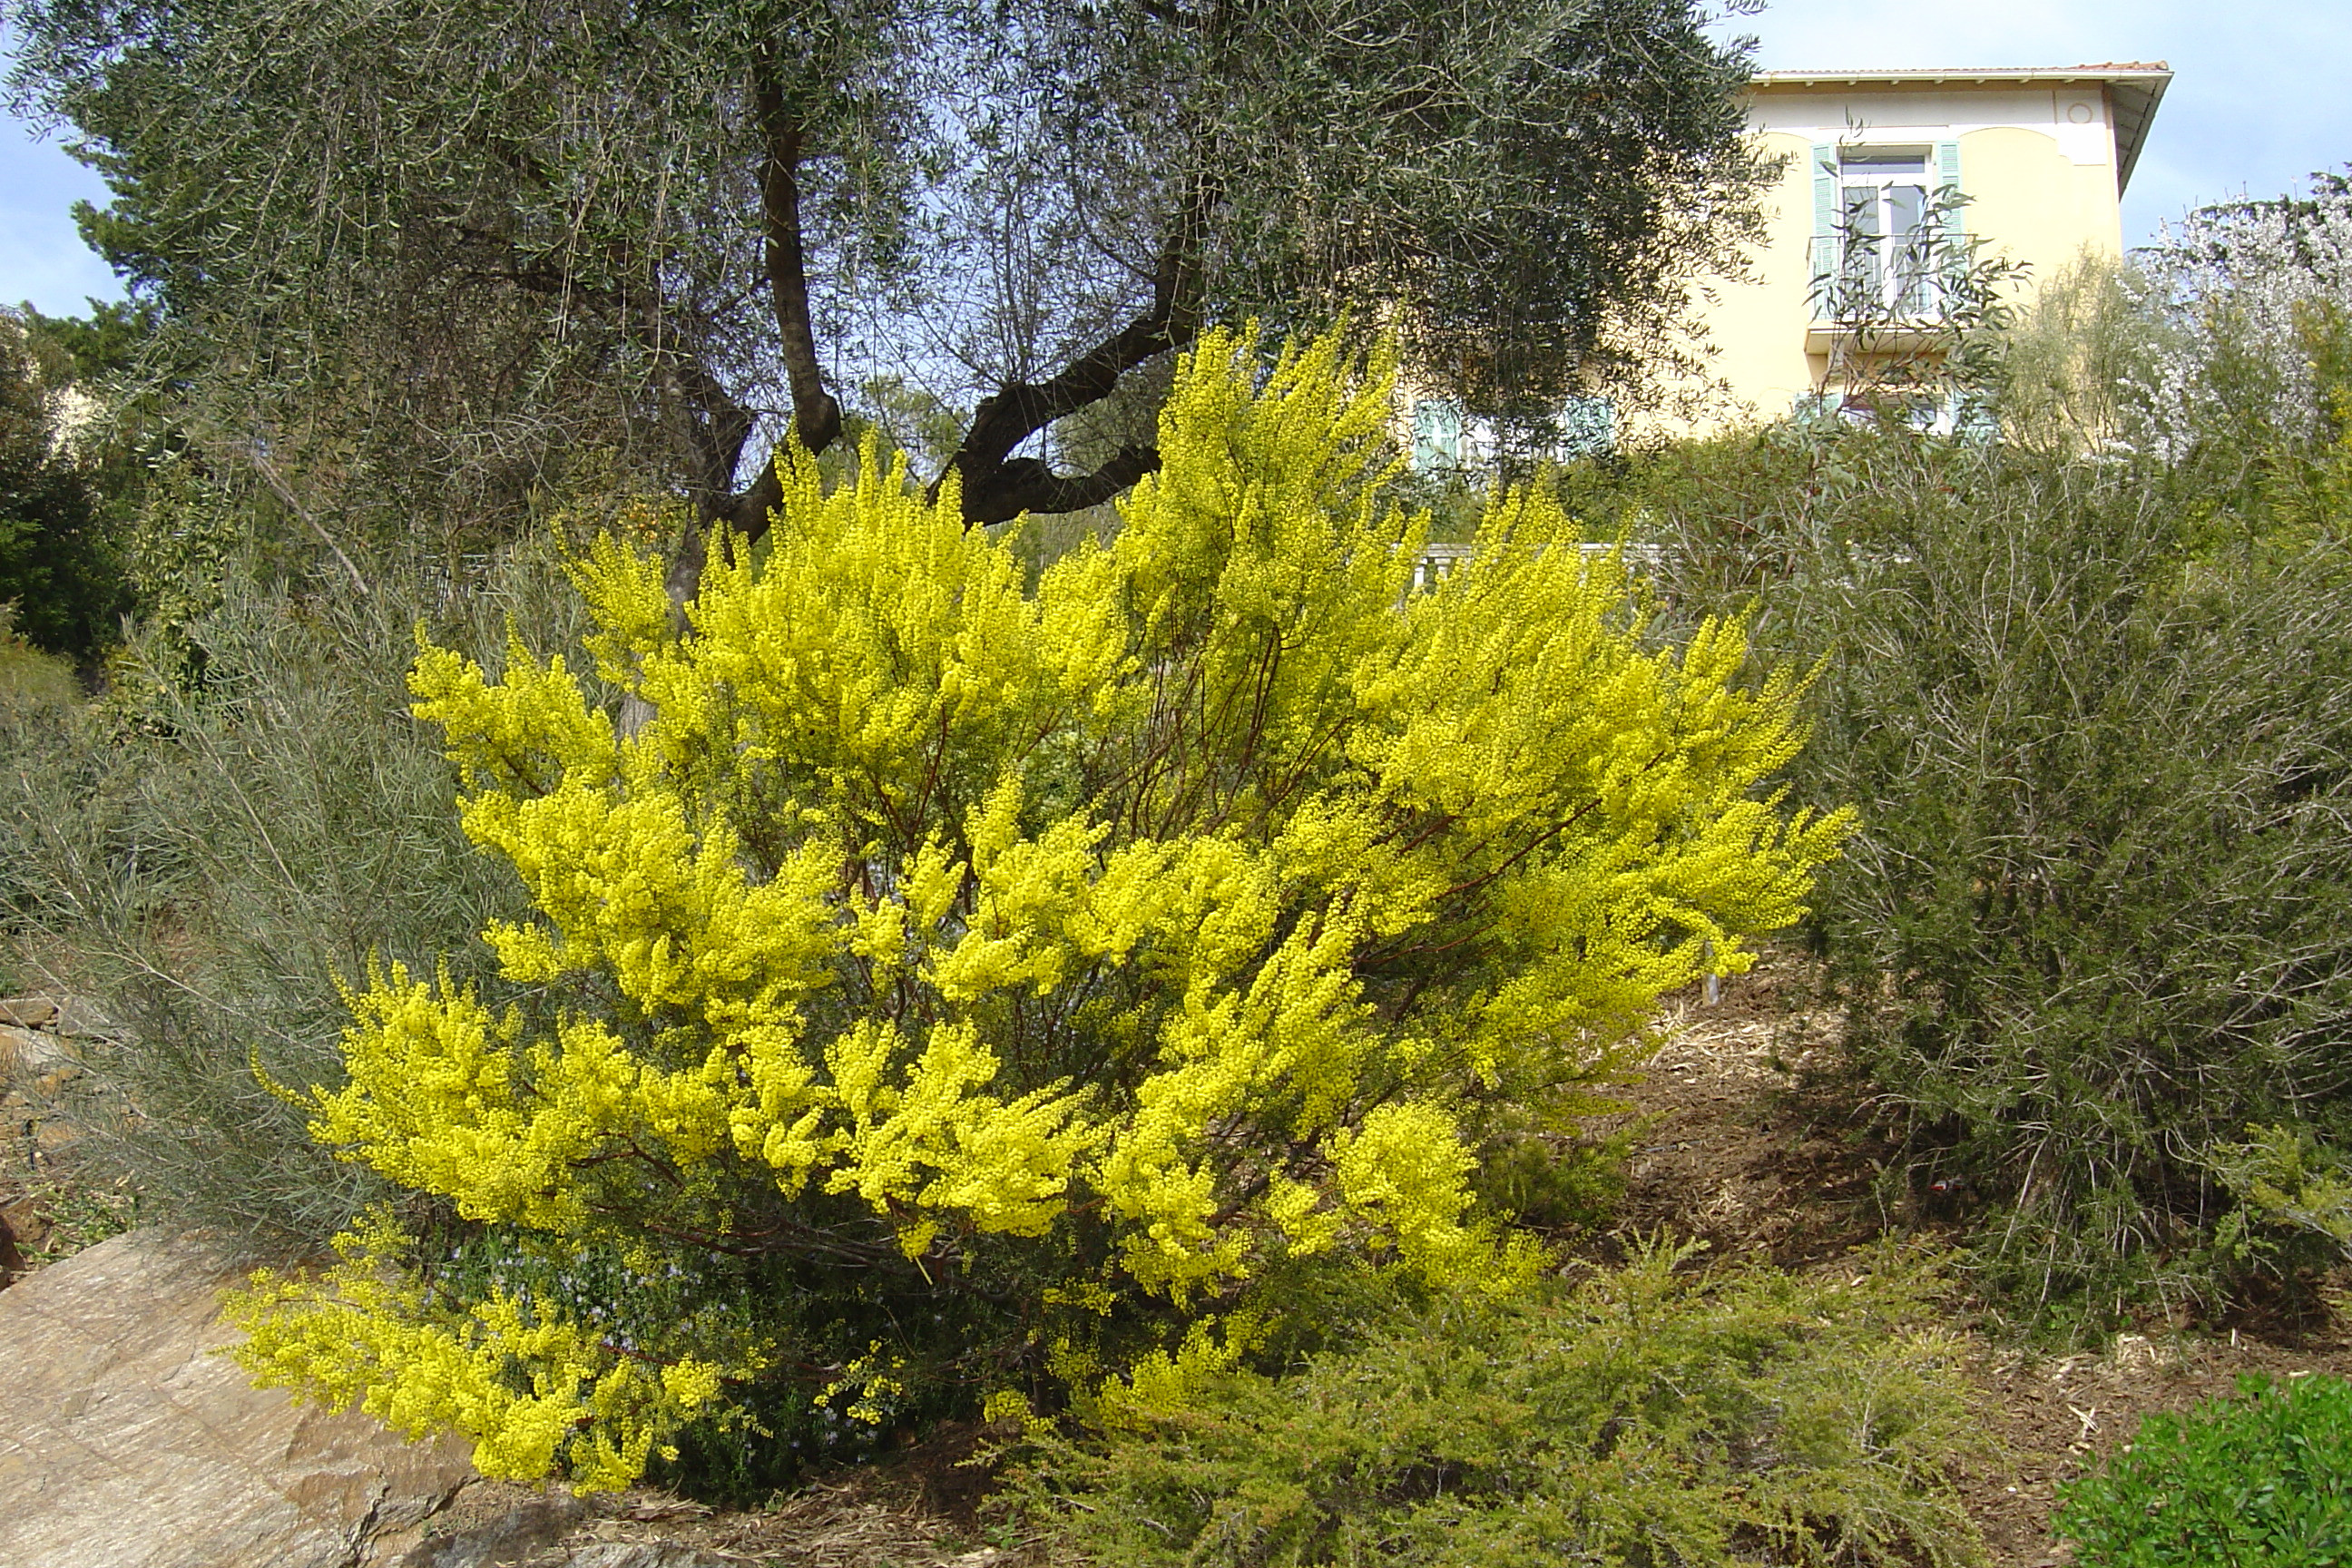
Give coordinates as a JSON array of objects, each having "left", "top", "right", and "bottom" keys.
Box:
[
  {"left": 519, "top": 1447, "right": 999, "bottom": 1567},
  {"left": 1606, "top": 953, "right": 2352, "bottom": 1568}
]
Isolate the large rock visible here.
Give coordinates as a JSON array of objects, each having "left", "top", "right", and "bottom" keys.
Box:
[
  {"left": 0, "top": 1019, "right": 74, "bottom": 1079},
  {"left": 0, "top": 995, "right": 62, "bottom": 1031},
  {"left": 0, "top": 1229, "right": 480, "bottom": 1568},
  {"left": 366, "top": 1483, "right": 589, "bottom": 1568},
  {"left": 553, "top": 1549, "right": 732, "bottom": 1568},
  {"left": 0, "top": 993, "right": 117, "bottom": 1038}
]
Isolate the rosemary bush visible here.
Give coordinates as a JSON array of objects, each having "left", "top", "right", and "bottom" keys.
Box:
[
  {"left": 1777, "top": 436, "right": 2352, "bottom": 1310},
  {"left": 0, "top": 547, "right": 580, "bottom": 1249}
]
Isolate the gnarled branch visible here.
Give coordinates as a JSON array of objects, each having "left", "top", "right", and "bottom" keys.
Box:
[
  {"left": 932, "top": 178, "right": 1210, "bottom": 525},
  {"left": 751, "top": 58, "right": 843, "bottom": 488}
]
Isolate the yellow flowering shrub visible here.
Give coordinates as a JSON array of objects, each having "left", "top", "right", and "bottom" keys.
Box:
[{"left": 230, "top": 326, "right": 1851, "bottom": 1493}]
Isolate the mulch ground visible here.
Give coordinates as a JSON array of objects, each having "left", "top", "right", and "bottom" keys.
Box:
[{"left": 1601, "top": 952, "right": 2352, "bottom": 1567}]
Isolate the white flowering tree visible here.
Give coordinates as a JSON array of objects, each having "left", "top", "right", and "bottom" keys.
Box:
[{"left": 2132, "top": 170, "right": 2352, "bottom": 461}]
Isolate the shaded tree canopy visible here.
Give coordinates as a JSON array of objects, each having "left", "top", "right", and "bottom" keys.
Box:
[
  {"left": 0, "top": 311, "right": 125, "bottom": 657},
  {"left": 6, "top": 0, "right": 1769, "bottom": 583}
]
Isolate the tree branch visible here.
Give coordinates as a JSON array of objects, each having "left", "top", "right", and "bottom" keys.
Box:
[
  {"left": 933, "top": 180, "right": 1210, "bottom": 526},
  {"left": 950, "top": 446, "right": 1165, "bottom": 527},
  {"left": 247, "top": 445, "right": 372, "bottom": 597},
  {"left": 659, "top": 54, "right": 841, "bottom": 610},
  {"left": 656, "top": 353, "right": 759, "bottom": 522},
  {"left": 752, "top": 56, "right": 843, "bottom": 494},
  {"left": 472, "top": 227, "right": 758, "bottom": 529}
]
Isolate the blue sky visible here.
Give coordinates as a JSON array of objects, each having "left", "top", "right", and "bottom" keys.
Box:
[
  {"left": 5, "top": 1, "right": 2348, "bottom": 318},
  {"left": 1713, "top": 0, "right": 2352, "bottom": 250}
]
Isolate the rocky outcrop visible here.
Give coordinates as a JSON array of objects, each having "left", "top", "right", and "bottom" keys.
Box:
[
  {"left": 0, "top": 1229, "right": 480, "bottom": 1568},
  {"left": 1, "top": 997, "right": 89, "bottom": 1088},
  {"left": 0, "top": 995, "right": 752, "bottom": 1568},
  {"left": 3, "top": 994, "right": 131, "bottom": 1289},
  {"left": 0, "top": 1230, "right": 758, "bottom": 1568},
  {"left": 368, "top": 1483, "right": 591, "bottom": 1568}
]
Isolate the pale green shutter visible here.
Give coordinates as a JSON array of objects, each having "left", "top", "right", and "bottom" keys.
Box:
[
  {"left": 1935, "top": 140, "right": 1965, "bottom": 239},
  {"left": 1810, "top": 142, "right": 1838, "bottom": 305},
  {"left": 1559, "top": 396, "right": 1614, "bottom": 459},
  {"left": 1413, "top": 398, "right": 1464, "bottom": 469}
]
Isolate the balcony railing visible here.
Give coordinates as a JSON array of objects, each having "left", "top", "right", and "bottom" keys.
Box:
[
  {"left": 1807, "top": 234, "right": 1951, "bottom": 324},
  {"left": 1407, "top": 541, "right": 1664, "bottom": 594}
]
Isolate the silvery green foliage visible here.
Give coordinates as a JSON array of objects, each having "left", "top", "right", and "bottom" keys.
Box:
[
  {"left": 2132, "top": 171, "right": 2352, "bottom": 459},
  {"left": 7, "top": 0, "right": 1769, "bottom": 548},
  {"left": 0, "top": 550, "right": 576, "bottom": 1254}
]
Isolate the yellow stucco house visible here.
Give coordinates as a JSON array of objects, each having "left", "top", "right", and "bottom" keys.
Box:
[
  {"left": 1687, "top": 63, "right": 2171, "bottom": 428},
  {"left": 1409, "top": 63, "right": 2171, "bottom": 465}
]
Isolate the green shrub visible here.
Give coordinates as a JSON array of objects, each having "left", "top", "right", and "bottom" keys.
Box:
[
  {"left": 0, "top": 312, "right": 128, "bottom": 662},
  {"left": 1553, "top": 426, "right": 1835, "bottom": 611},
  {"left": 1778, "top": 438, "right": 2352, "bottom": 1310},
  {"left": 2056, "top": 1373, "right": 2352, "bottom": 1566},
  {"left": 1006, "top": 1240, "right": 1984, "bottom": 1568},
  {"left": 0, "top": 602, "right": 82, "bottom": 709},
  {"left": 0, "top": 545, "right": 578, "bottom": 1250},
  {"left": 2210, "top": 1123, "right": 2352, "bottom": 1273}
]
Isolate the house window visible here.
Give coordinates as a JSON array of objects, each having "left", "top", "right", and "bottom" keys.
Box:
[
  {"left": 1413, "top": 397, "right": 1466, "bottom": 469},
  {"left": 1837, "top": 149, "right": 1936, "bottom": 313},
  {"left": 1411, "top": 398, "right": 1501, "bottom": 471},
  {"left": 1558, "top": 396, "right": 1615, "bottom": 460},
  {"left": 1414, "top": 397, "right": 1613, "bottom": 468}
]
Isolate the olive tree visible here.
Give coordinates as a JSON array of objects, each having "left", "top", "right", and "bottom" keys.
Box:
[{"left": 7, "top": 0, "right": 1770, "bottom": 585}]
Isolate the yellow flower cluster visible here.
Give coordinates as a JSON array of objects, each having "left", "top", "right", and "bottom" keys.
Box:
[
  {"left": 228, "top": 1211, "right": 725, "bottom": 1493},
  {"left": 234, "top": 324, "right": 1850, "bottom": 1489},
  {"left": 814, "top": 1341, "right": 910, "bottom": 1426}
]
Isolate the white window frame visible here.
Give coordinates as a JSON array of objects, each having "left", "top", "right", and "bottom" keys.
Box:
[{"left": 1835, "top": 147, "right": 1941, "bottom": 316}]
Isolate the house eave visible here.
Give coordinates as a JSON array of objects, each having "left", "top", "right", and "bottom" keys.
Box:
[{"left": 1749, "top": 64, "right": 2173, "bottom": 198}]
